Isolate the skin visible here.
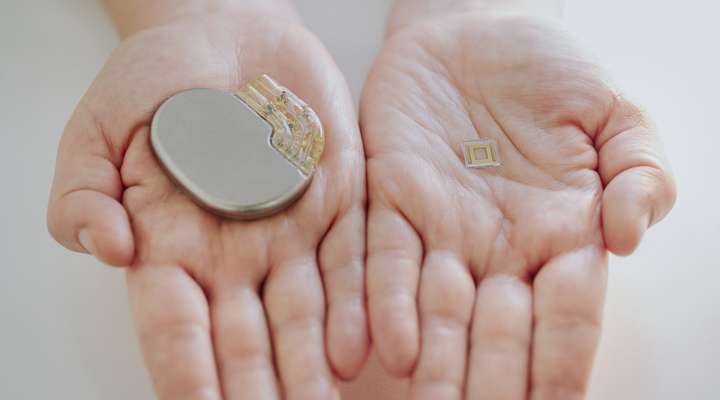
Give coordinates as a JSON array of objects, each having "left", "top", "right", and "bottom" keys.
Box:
[
  {"left": 47, "top": 1, "right": 677, "bottom": 399},
  {"left": 362, "top": 5, "right": 676, "bottom": 400},
  {"left": 47, "top": 3, "right": 368, "bottom": 400}
]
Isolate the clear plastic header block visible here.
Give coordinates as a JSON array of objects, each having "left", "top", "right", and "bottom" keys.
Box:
[{"left": 236, "top": 75, "right": 324, "bottom": 176}]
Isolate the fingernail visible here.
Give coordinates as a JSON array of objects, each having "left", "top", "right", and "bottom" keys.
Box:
[{"left": 78, "top": 229, "right": 95, "bottom": 255}]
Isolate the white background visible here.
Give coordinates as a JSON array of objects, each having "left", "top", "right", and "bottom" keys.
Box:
[{"left": 1, "top": 1, "right": 718, "bottom": 399}]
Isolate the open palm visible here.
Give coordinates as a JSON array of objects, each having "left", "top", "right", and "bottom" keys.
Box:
[
  {"left": 362, "top": 13, "right": 675, "bottom": 400},
  {"left": 48, "top": 12, "right": 367, "bottom": 400}
]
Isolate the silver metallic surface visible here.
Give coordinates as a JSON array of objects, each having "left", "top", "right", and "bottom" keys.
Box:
[{"left": 150, "top": 89, "right": 311, "bottom": 219}]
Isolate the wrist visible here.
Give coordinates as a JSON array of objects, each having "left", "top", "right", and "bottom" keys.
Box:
[
  {"left": 103, "top": 0, "right": 299, "bottom": 38},
  {"left": 386, "top": 0, "right": 565, "bottom": 37}
]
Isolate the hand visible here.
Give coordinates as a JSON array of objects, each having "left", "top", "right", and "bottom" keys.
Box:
[
  {"left": 361, "top": 10, "right": 676, "bottom": 400},
  {"left": 47, "top": 8, "right": 368, "bottom": 400}
]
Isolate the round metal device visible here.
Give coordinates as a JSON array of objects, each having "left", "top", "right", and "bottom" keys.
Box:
[{"left": 150, "top": 88, "right": 312, "bottom": 219}]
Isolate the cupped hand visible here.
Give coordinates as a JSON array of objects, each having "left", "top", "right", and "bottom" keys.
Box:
[
  {"left": 361, "top": 12, "right": 676, "bottom": 400},
  {"left": 47, "top": 11, "right": 367, "bottom": 400}
]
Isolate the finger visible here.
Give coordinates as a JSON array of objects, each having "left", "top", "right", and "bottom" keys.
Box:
[
  {"left": 465, "top": 275, "right": 532, "bottom": 400},
  {"left": 367, "top": 205, "right": 423, "bottom": 377},
  {"left": 127, "top": 265, "right": 221, "bottom": 400},
  {"left": 211, "top": 286, "right": 279, "bottom": 400},
  {"left": 48, "top": 109, "right": 134, "bottom": 266},
  {"left": 319, "top": 206, "right": 369, "bottom": 379},
  {"left": 411, "top": 251, "right": 474, "bottom": 400},
  {"left": 530, "top": 246, "right": 608, "bottom": 400},
  {"left": 265, "top": 255, "right": 339, "bottom": 400},
  {"left": 596, "top": 99, "right": 677, "bottom": 255}
]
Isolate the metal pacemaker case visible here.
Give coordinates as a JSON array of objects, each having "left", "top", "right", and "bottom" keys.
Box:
[{"left": 150, "top": 75, "right": 324, "bottom": 219}]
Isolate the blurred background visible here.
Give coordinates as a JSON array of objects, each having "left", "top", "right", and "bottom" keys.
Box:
[{"left": 1, "top": 1, "right": 718, "bottom": 399}]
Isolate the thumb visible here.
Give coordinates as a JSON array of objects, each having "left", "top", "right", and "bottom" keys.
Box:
[
  {"left": 596, "top": 97, "right": 677, "bottom": 256},
  {"left": 47, "top": 106, "right": 134, "bottom": 267}
]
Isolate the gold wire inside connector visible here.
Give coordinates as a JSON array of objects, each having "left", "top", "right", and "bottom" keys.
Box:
[{"left": 236, "top": 75, "right": 324, "bottom": 176}]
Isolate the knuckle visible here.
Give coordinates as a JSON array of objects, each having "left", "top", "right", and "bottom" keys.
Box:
[{"left": 139, "top": 318, "right": 207, "bottom": 351}]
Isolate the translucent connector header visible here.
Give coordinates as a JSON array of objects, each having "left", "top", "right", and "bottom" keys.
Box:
[{"left": 237, "top": 75, "right": 324, "bottom": 176}]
